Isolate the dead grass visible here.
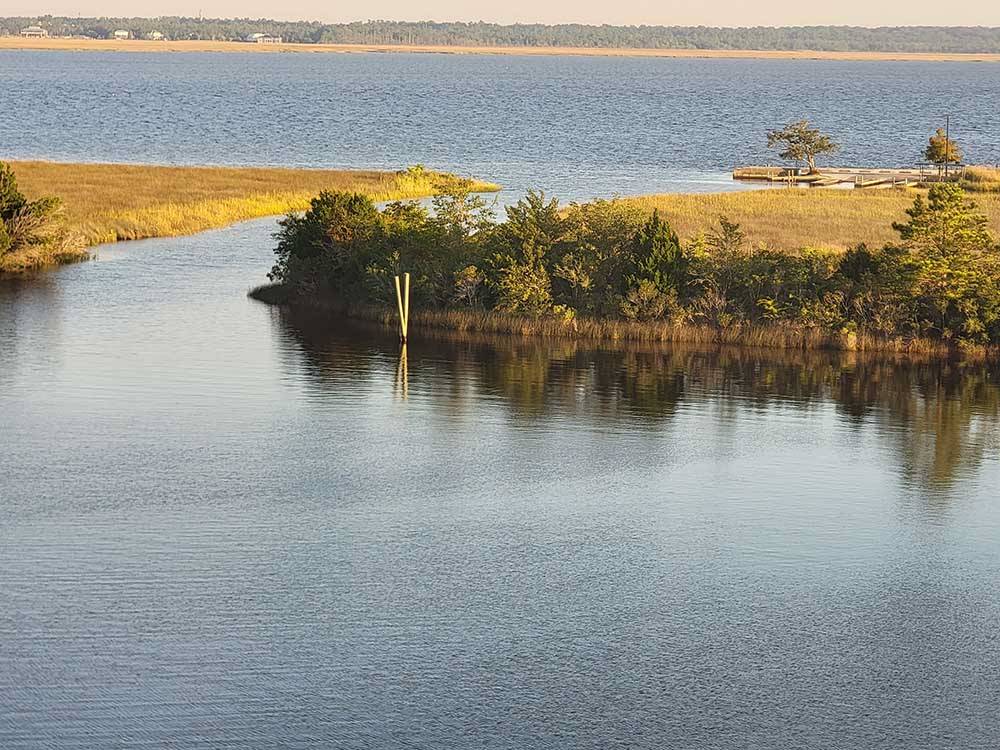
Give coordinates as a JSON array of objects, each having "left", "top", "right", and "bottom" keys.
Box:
[
  {"left": 960, "top": 165, "right": 1000, "bottom": 194},
  {"left": 622, "top": 187, "right": 1000, "bottom": 251},
  {"left": 252, "top": 285, "right": 980, "bottom": 357},
  {"left": 10, "top": 161, "right": 498, "bottom": 248}
]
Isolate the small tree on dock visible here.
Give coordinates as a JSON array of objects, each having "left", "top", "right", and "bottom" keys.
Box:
[
  {"left": 766, "top": 120, "right": 840, "bottom": 174},
  {"left": 924, "top": 128, "right": 963, "bottom": 176}
]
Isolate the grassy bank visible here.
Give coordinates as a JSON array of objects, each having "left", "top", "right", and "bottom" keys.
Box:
[
  {"left": 250, "top": 284, "right": 975, "bottom": 358},
  {"left": 5, "top": 37, "right": 1000, "bottom": 62},
  {"left": 257, "top": 184, "right": 1000, "bottom": 356},
  {"left": 3, "top": 161, "right": 497, "bottom": 273},
  {"left": 622, "top": 187, "right": 1000, "bottom": 251}
]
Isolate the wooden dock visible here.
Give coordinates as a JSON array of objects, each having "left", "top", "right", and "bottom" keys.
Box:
[{"left": 733, "top": 165, "right": 965, "bottom": 189}]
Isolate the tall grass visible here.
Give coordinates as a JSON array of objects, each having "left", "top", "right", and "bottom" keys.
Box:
[
  {"left": 623, "top": 187, "right": 1000, "bottom": 251},
  {"left": 960, "top": 165, "right": 1000, "bottom": 194},
  {"left": 11, "top": 161, "right": 499, "bottom": 248},
  {"left": 252, "top": 285, "right": 977, "bottom": 357}
]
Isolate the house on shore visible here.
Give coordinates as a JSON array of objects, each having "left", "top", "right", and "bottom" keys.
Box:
[
  {"left": 147, "top": 30, "right": 166, "bottom": 41},
  {"left": 111, "top": 29, "right": 131, "bottom": 40},
  {"left": 246, "top": 32, "right": 283, "bottom": 44},
  {"left": 20, "top": 25, "right": 50, "bottom": 38}
]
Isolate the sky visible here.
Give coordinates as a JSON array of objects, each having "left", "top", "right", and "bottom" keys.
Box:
[{"left": 9, "top": 0, "right": 1000, "bottom": 27}]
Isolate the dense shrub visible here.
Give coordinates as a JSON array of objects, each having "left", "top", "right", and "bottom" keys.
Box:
[
  {"left": 269, "top": 183, "right": 1000, "bottom": 346},
  {"left": 0, "top": 162, "right": 64, "bottom": 257}
]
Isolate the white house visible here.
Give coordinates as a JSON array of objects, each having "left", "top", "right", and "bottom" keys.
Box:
[
  {"left": 20, "top": 25, "right": 50, "bottom": 38},
  {"left": 246, "top": 32, "right": 282, "bottom": 44},
  {"left": 147, "top": 30, "right": 165, "bottom": 41},
  {"left": 112, "top": 29, "right": 130, "bottom": 40}
]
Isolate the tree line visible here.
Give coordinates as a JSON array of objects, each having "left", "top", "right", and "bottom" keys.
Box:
[
  {"left": 267, "top": 184, "right": 1000, "bottom": 348},
  {"left": 5, "top": 17, "right": 1000, "bottom": 53}
]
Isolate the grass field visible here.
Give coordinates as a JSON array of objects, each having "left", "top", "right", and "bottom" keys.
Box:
[
  {"left": 4, "top": 36, "right": 1000, "bottom": 63},
  {"left": 622, "top": 187, "right": 1000, "bottom": 251},
  {"left": 2, "top": 161, "right": 497, "bottom": 272}
]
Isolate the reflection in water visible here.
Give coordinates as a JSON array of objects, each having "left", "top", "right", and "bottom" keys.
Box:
[
  {"left": 276, "top": 307, "right": 1000, "bottom": 496},
  {"left": 0, "top": 275, "right": 63, "bottom": 390},
  {"left": 395, "top": 344, "right": 408, "bottom": 401}
]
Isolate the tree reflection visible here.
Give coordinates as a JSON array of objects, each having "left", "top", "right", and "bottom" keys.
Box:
[{"left": 274, "top": 307, "right": 1000, "bottom": 492}]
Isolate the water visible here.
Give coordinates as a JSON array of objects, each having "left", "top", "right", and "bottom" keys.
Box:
[
  {"left": 3, "top": 51, "right": 1000, "bottom": 199},
  {"left": 3, "top": 52, "right": 1000, "bottom": 747},
  {"left": 3, "top": 218, "right": 1000, "bottom": 748}
]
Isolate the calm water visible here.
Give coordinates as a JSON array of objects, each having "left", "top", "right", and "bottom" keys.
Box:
[
  {"left": 3, "top": 218, "right": 1000, "bottom": 748},
  {"left": 3, "top": 52, "right": 1000, "bottom": 747},
  {"left": 3, "top": 50, "right": 1000, "bottom": 198}
]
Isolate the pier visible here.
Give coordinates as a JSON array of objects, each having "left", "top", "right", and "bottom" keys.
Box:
[{"left": 733, "top": 165, "right": 965, "bottom": 189}]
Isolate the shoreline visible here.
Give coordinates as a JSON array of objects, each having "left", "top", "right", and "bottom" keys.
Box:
[
  {"left": 4, "top": 37, "right": 1000, "bottom": 63},
  {"left": 249, "top": 284, "right": 992, "bottom": 360},
  {"left": 2, "top": 161, "right": 499, "bottom": 274}
]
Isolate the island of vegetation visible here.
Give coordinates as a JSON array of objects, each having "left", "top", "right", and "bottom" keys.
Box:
[
  {"left": 252, "top": 180, "right": 1000, "bottom": 355},
  {"left": 5, "top": 17, "right": 1000, "bottom": 55},
  {"left": 0, "top": 161, "right": 497, "bottom": 274}
]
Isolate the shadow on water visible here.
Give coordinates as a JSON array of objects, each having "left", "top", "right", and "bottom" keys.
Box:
[{"left": 273, "top": 306, "right": 1000, "bottom": 497}]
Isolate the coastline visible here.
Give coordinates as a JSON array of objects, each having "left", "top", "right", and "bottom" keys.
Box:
[
  {"left": 2, "top": 161, "right": 499, "bottom": 274},
  {"left": 249, "top": 284, "right": 990, "bottom": 359},
  {"left": 4, "top": 37, "right": 1000, "bottom": 63}
]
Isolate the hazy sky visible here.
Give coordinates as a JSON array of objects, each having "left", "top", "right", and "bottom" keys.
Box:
[{"left": 10, "top": 1, "right": 1000, "bottom": 27}]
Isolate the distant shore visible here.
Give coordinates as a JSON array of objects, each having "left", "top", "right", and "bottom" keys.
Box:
[{"left": 4, "top": 36, "right": 1000, "bottom": 62}]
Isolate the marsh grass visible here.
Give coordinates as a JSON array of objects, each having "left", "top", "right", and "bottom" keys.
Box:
[
  {"left": 251, "top": 284, "right": 975, "bottom": 357},
  {"left": 623, "top": 187, "right": 1000, "bottom": 251},
  {"left": 960, "top": 165, "right": 1000, "bottom": 194},
  {"left": 11, "top": 161, "right": 499, "bottom": 248}
]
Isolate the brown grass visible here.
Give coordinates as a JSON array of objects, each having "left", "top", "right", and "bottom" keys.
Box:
[
  {"left": 8, "top": 160, "right": 498, "bottom": 248},
  {"left": 5, "top": 37, "right": 1000, "bottom": 62},
  {"left": 960, "top": 165, "right": 1000, "bottom": 194},
  {"left": 251, "top": 284, "right": 982, "bottom": 357},
  {"left": 622, "top": 187, "right": 1000, "bottom": 251}
]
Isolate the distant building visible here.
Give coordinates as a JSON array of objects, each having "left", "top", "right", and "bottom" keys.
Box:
[
  {"left": 20, "top": 25, "right": 50, "bottom": 38},
  {"left": 111, "top": 29, "right": 130, "bottom": 40},
  {"left": 246, "top": 32, "right": 282, "bottom": 44},
  {"left": 147, "top": 30, "right": 166, "bottom": 41}
]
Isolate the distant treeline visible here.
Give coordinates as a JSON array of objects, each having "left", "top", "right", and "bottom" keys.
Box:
[{"left": 5, "top": 16, "right": 1000, "bottom": 53}]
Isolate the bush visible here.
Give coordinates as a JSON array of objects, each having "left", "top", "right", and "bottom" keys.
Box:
[
  {"left": 269, "top": 185, "right": 1000, "bottom": 347},
  {"left": 0, "top": 161, "right": 66, "bottom": 257}
]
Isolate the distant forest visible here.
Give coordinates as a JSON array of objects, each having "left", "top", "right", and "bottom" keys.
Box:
[{"left": 4, "top": 17, "right": 1000, "bottom": 53}]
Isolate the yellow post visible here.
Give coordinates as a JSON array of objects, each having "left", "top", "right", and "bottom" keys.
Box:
[
  {"left": 403, "top": 272, "right": 410, "bottom": 342},
  {"left": 394, "top": 274, "right": 406, "bottom": 342}
]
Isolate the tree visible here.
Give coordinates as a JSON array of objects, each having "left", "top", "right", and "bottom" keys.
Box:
[
  {"left": 766, "top": 120, "right": 840, "bottom": 174},
  {"left": 892, "top": 184, "right": 993, "bottom": 257},
  {"left": 924, "top": 128, "right": 962, "bottom": 174},
  {"left": 0, "top": 161, "right": 63, "bottom": 256},
  {"left": 628, "top": 210, "right": 687, "bottom": 294}
]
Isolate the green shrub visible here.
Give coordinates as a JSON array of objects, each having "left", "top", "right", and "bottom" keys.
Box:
[{"left": 270, "top": 184, "right": 1000, "bottom": 346}]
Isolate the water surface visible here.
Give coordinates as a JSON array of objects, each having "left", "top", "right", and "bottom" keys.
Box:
[
  {"left": 2, "top": 219, "right": 999, "bottom": 747},
  {"left": 3, "top": 50, "right": 1000, "bottom": 198}
]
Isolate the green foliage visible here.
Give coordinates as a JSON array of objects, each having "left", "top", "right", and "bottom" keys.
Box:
[
  {"left": 893, "top": 184, "right": 993, "bottom": 256},
  {"left": 628, "top": 210, "right": 688, "bottom": 295},
  {"left": 272, "top": 185, "right": 1000, "bottom": 347},
  {"left": 766, "top": 120, "right": 840, "bottom": 173},
  {"left": 0, "top": 161, "right": 65, "bottom": 257}
]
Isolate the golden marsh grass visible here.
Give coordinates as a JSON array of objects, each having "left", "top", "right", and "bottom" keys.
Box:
[
  {"left": 11, "top": 161, "right": 498, "bottom": 248},
  {"left": 251, "top": 286, "right": 975, "bottom": 357},
  {"left": 622, "top": 187, "right": 1000, "bottom": 251}
]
